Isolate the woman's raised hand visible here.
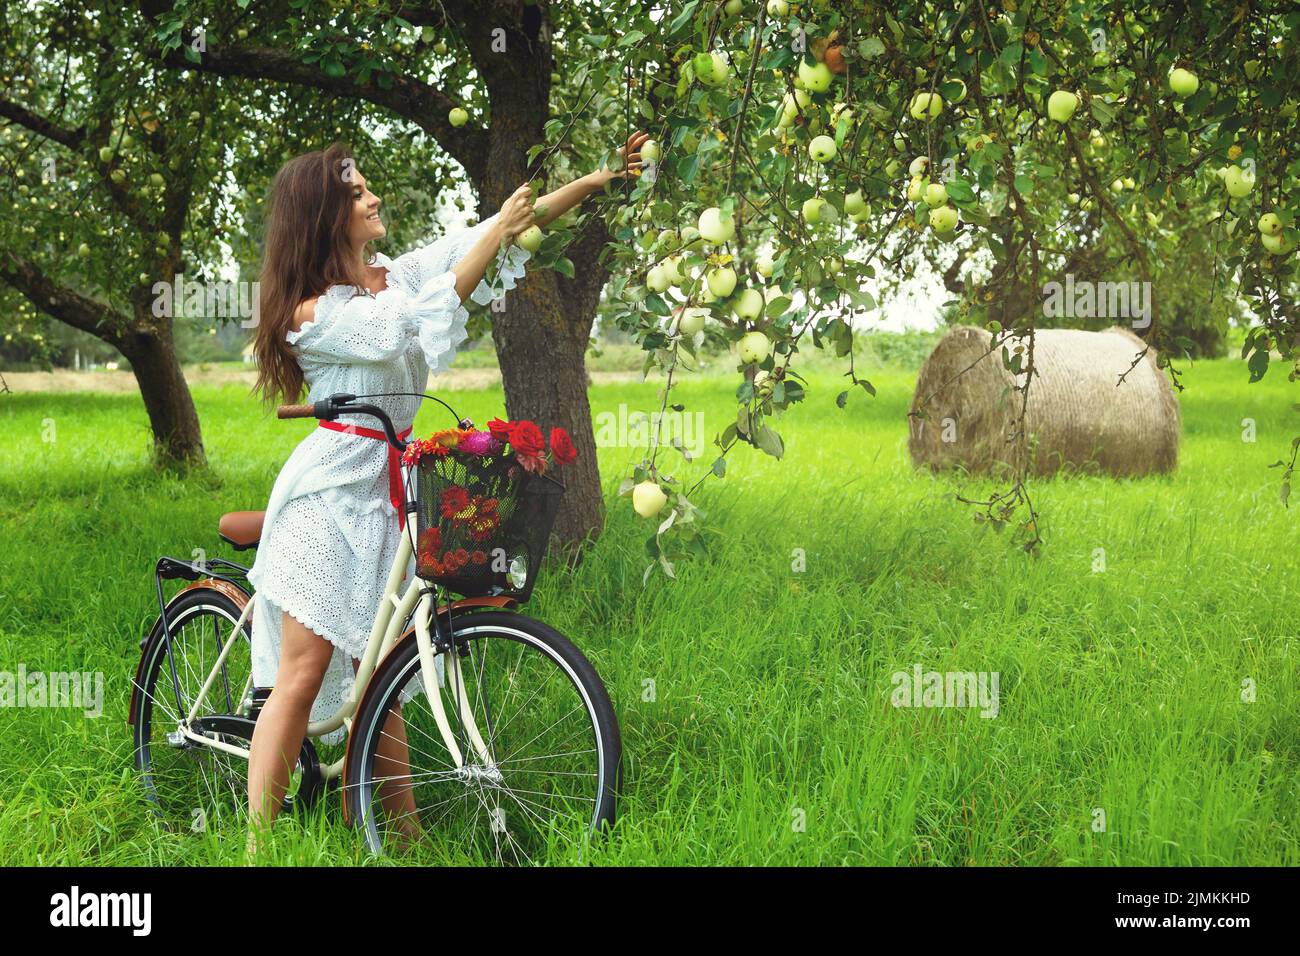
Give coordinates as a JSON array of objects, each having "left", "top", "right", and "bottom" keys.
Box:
[
  {"left": 497, "top": 184, "right": 537, "bottom": 241},
  {"left": 606, "top": 130, "right": 651, "bottom": 180}
]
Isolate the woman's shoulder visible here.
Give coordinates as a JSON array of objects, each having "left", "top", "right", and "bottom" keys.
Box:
[{"left": 290, "top": 296, "right": 320, "bottom": 334}]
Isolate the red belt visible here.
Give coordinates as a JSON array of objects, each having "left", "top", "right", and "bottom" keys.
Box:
[{"left": 319, "top": 420, "right": 414, "bottom": 528}]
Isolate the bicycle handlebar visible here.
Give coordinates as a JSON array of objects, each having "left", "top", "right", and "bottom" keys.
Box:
[
  {"left": 275, "top": 392, "right": 475, "bottom": 453},
  {"left": 276, "top": 404, "right": 316, "bottom": 419}
]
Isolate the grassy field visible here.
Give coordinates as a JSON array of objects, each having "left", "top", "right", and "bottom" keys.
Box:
[{"left": 0, "top": 355, "right": 1297, "bottom": 865}]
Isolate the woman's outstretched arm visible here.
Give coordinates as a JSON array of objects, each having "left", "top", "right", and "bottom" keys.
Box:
[
  {"left": 532, "top": 131, "right": 650, "bottom": 229},
  {"left": 449, "top": 183, "right": 536, "bottom": 302}
]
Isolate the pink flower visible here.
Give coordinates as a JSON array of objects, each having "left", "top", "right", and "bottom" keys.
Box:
[{"left": 459, "top": 430, "right": 502, "bottom": 456}]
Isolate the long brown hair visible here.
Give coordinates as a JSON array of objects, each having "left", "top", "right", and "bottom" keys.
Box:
[{"left": 253, "top": 143, "right": 372, "bottom": 405}]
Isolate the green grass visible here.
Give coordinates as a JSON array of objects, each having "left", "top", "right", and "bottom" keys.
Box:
[{"left": 0, "top": 357, "right": 1297, "bottom": 865}]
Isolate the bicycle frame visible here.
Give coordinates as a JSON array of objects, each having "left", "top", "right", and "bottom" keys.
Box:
[{"left": 171, "top": 520, "right": 496, "bottom": 782}]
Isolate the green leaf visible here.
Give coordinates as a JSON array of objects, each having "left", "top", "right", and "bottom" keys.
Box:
[
  {"left": 755, "top": 426, "right": 784, "bottom": 459},
  {"left": 944, "top": 178, "right": 976, "bottom": 203},
  {"left": 711, "top": 456, "right": 727, "bottom": 478}
]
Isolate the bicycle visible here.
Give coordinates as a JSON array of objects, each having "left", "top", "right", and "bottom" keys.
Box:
[{"left": 128, "top": 392, "right": 622, "bottom": 864}]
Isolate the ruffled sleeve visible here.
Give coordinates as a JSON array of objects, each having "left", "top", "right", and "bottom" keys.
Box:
[{"left": 390, "top": 212, "right": 532, "bottom": 309}]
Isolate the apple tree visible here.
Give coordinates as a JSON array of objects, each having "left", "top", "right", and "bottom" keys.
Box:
[{"left": 590, "top": 0, "right": 1300, "bottom": 572}]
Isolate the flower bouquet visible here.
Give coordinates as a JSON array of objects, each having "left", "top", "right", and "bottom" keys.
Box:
[{"left": 405, "top": 418, "right": 575, "bottom": 596}]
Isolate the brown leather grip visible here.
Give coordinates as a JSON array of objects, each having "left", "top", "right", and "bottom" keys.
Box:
[{"left": 277, "top": 404, "right": 316, "bottom": 420}]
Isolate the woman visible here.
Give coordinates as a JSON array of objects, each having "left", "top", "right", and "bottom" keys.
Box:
[{"left": 247, "top": 134, "right": 647, "bottom": 851}]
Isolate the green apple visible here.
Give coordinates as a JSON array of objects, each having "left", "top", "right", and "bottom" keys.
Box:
[
  {"left": 1261, "top": 232, "right": 1288, "bottom": 254},
  {"left": 632, "top": 480, "right": 668, "bottom": 517},
  {"left": 189, "top": 110, "right": 202, "bottom": 122},
  {"left": 766, "top": 0, "right": 789, "bottom": 16},
  {"left": 1047, "top": 90, "right": 1078, "bottom": 123},
  {"left": 906, "top": 177, "right": 928, "bottom": 202},
  {"left": 1169, "top": 68, "right": 1198, "bottom": 98},
  {"left": 516, "top": 224, "right": 543, "bottom": 253},
  {"left": 830, "top": 102, "right": 853, "bottom": 126},
  {"left": 844, "top": 189, "right": 867, "bottom": 216},
  {"left": 924, "top": 182, "right": 948, "bottom": 207},
  {"left": 798, "top": 60, "right": 834, "bottom": 93},
  {"left": 640, "top": 139, "right": 660, "bottom": 162},
  {"left": 753, "top": 369, "right": 774, "bottom": 398},
  {"left": 646, "top": 265, "right": 670, "bottom": 293},
  {"left": 77, "top": 242, "right": 91, "bottom": 258},
  {"left": 802, "top": 197, "right": 827, "bottom": 223},
  {"left": 98, "top": 146, "right": 114, "bottom": 163},
  {"left": 929, "top": 205, "right": 958, "bottom": 233},
  {"left": 694, "top": 51, "right": 731, "bottom": 87},
  {"left": 149, "top": 172, "right": 165, "bottom": 188},
  {"left": 808, "top": 135, "right": 837, "bottom": 163},
  {"left": 1110, "top": 178, "right": 1124, "bottom": 193},
  {"left": 448, "top": 107, "right": 469, "bottom": 127},
  {"left": 677, "top": 307, "right": 707, "bottom": 336},
  {"left": 725, "top": 0, "right": 744, "bottom": 15},
  {"left": 909, "top": 155, "right": 930, "bottom": 177},
  {"left": 434, "top": 40, "right": 448, "bottom": 55},
  {"left": 661, "top": 255, "right": 685, "bottom": 285},
  {"left": 1258, "top": 213, "right": 1282, "bottom": 235},
  {"left": 733, "top": 287, "right": 765, "bottom": 321},
  {"left": 707, "top": 266, "right": 738, "bottom": 298},
  {"left": 738, "top": 331, "right": 771, "bottom": 364},
  {"left": 698, "top": 206, "right": 736, "bottom": 244},
  {"left": 909, "top": 91, "right": 943, "bottom": 121},
  {"left": 109, "top": 169, "right": 126, "bottom": 185},
  {"left": 1223, "top": 165, "right": 1255, "bottom": 198},
  {"left": 756, "top": 253, "right": 775, "bottom": 277}
]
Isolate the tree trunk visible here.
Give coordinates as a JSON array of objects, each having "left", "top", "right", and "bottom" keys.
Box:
[
  {"left": 472, "top": 20, "right": 606, "bottom": 554},
  {"left": 491, "top": 279, "right": 606, "bottom": 558},
  {"left": 117, "top": 321, "right": 206, "bottom": 467}
]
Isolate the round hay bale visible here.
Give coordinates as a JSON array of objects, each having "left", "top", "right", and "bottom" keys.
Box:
[{"left": 908, "top": 325, "right": 1180, "bottom": 477}]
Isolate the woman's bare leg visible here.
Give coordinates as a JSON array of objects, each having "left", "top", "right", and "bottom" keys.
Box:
[
  {"left": 247, "top": 612, "right": 335, "bottom": 852},
  {"left": 352, "top": 659, "right": 423, "bottom": 842}
]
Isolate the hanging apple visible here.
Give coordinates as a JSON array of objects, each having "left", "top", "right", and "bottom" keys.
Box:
[
  {"left": 1223, "top": 165, "right": 1255, "bottom": 198},
  {"left": 808, "top": 135, "right": 837, "bottom": 163},
  {"left": 448, "top": 107, "right": 469, "bottom": 127},
  {"left": 909, "top": 91, "right": 943, "bottom": 121},
  {"left": 844, "top": 189, "right": 867, "bottom": 216},
  {"left": 798, "top": 60, "right": 834, "bottom": 93},
  {"left": 632, "top": 480, "right": 668, "bottom": 517},
  {"left": 517, "top": 224, "right": 543, "bottom": 253},
  {"left": 929, "top": 205, "right": 958, "bottom": 233},
  {"left": 676, "top": 307, "right": 707, "bottom": 336},
  {"left": 1258, "top": 213, "right": 1282, "bottom": 236},
  {"left": 1169, "top": 68, "right": 1199, "bottom": 98},
  {"left": 924, "top": 182, "right": 948, "bottom": 207},
  {"left": 647, "top": 265, "right": 670, "bottom": 293},
  {"left": 640, "top": 139, "right": 660, "bottom": 163},
  {"left": 801, "top": 197, "right": 827, "bottom": 223},
  {"left": 707, "top": 266, "right": 738, "bottom": 298},
  {"left": 733, "top": 288, "right": 765, "bottom": 321},
  {"left": 738, "top": 331, "right": 771, "bottom": 364},
  {"left": 698, "top": 206, "right": 736, "bottom": 244},
  {"left": 1047, "top": 90, "right": 1078, "bottom": 122}
]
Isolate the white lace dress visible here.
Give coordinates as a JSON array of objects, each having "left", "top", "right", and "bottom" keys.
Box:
[{"left": 246, "top": 215, "right": 531, "bottom": 735}]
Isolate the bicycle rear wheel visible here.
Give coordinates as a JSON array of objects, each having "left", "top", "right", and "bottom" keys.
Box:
[
  {"left": 345, "top": 610, "right": 621, "bottom": 864},
  {"left": 131, "top": 587, "right": 319, "bottom": 832}
]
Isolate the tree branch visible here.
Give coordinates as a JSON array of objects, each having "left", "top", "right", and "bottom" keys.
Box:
[
  {"left": 1, "top": 254, "right": 131, "bottom": 345},
  {"left": 150, "top": 40, "right": 490, "bottom": 182}
]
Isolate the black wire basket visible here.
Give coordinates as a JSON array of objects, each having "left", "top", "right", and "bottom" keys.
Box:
[{"left": 413, "top": 450, "right": 564, "bottom": 602}]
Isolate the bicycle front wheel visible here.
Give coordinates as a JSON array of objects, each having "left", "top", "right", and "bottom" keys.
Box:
[{"left": 345, "top": 610, "right": 621, "bottom": 864}]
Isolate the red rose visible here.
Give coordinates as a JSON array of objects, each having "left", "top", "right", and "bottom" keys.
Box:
[
  {"left": 487, "top": 418, "right": 512, "bottom": 442},
  {"left": 549, "top": 427, "right": 577, "bottom": 465},
  {"left": 508, "top": 420, "right": 545, "bottom": 457}
]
